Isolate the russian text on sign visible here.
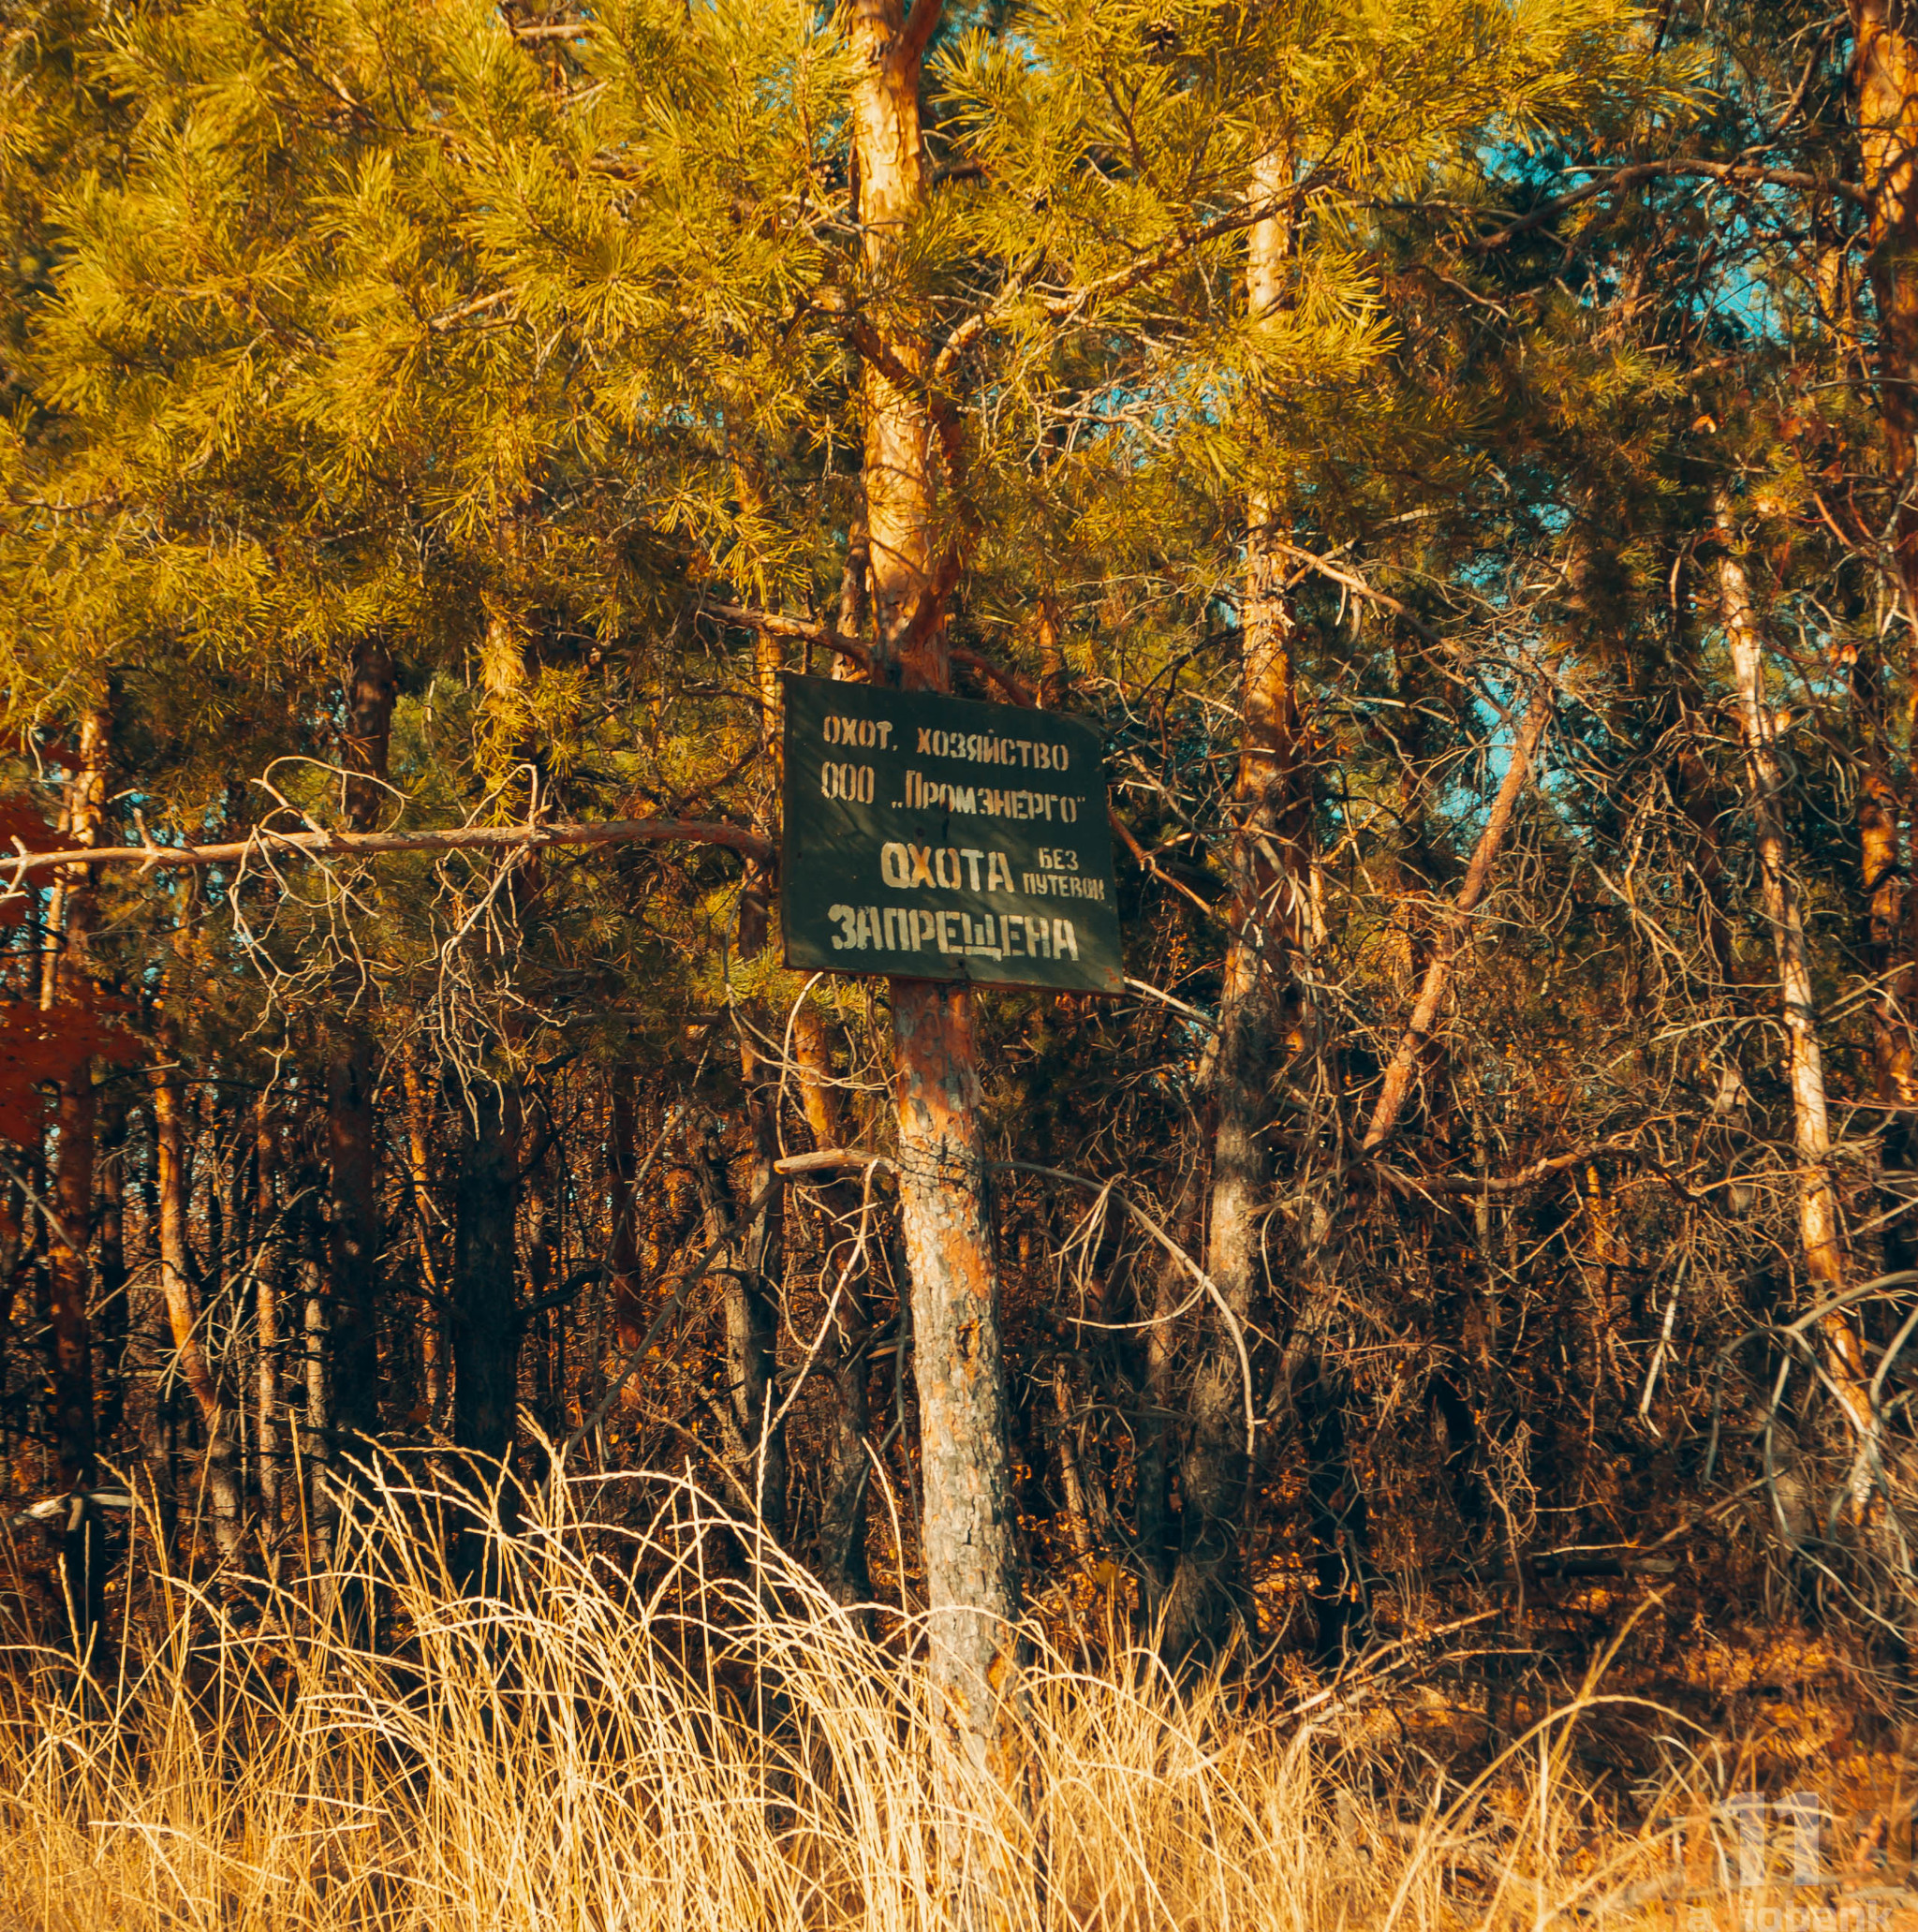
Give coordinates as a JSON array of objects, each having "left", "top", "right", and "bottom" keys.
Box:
[{"left": 779, "top": 673, "right": 1122, "bottom": 995}]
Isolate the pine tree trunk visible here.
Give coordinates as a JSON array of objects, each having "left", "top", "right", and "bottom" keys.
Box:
[
  {"left": 451, "top": 1083, "right": 520, "bottom": 1469},
  {"left": 0, "top": 1179, "right": 21, "bottom": 1497},
  {"left": 686, "top": 1111, "right": 783, "bottom": 1528},
  {"left": 1162, "top": 161, "right": 1306, "bottom": 1659},
  {"left": 47, "top": 707, "right": 111, "bottom": 1653},
  {"left": 526, "top": 1158, "right": 560, "bottom": 1439},
  {"left": 1050, "top": 1364, "right": 1095, "bottom": 1562},
  {"left": 400, "top": 1038, "right": 445, "bottom": 1422},
  {"left": 152, "top": 1066, "right": 244, "bottom": 1566},
  {"left": 1715, "top": 502, "right": 1877, "bottom": 1456},
  {"left": 96, "top": 1092, "right": 128, "bottom": 1450},
  {"left": 793, "top": 1002, "right": 874, "bottom": 1610},
  {"left": 608, "top": 1069, "right": 647, "bottom": 1363},
  {"left": 845, "top": 0, "right": 1023, "bottom": 1767},
  {"left": 125, "top": 1114, "right": 179, "bottom": 1548},
  {"left": 1131, "top": 1232, "right": 1185, "bottom": 1607},
  {"left": 300, "top": 1198, "right": 336, "bottom": 1570},
  {"left": 730, "top": 634, "right": 789, "bottom": 1538},
  {"left": 1848, "top": 0, "right": 1918, "bottom": 1113},
  {"left": 328, "top": 641, "right": 397, "bottom": 1442},
  {"left": 254, "top": 1099, "right": 283, "bottom": 1538}
]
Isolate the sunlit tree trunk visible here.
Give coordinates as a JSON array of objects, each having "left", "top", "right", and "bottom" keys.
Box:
[
  {"left": 1716, "top": 502, "right": 1877, "bottom": 1456},
  {"left": 1163, "top": 156, "right": 1308, "bottom": 1658},
  {"left": 400, "top": 1038, "right": 445, "bottom": 1422},
  {"left": 845, "top": 0, "right": 1023, "bottom": 1773},
  {"left": 1848, "top": 0, "right": 1918, "bottom": 1110},
  {"left": 152, "top": 1064, "right": 244, "bottom": 1565},
  {"left": 526, "top": 1153, "right": 560, "bottom": 1438},
  {"left": 300, "top": 1191, "right": 336, "bottom": 1569},
  {"left": 0, "top": 1180, "right": 21, "bottom": 1495}
]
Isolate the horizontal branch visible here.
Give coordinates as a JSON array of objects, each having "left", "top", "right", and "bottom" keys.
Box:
[
  {"left": 701, "top": 601, "right": 840, "bottom": 651},
  {"left": 932, "top": 179, "right": 1319, "bottom": 382},
  {"left": 2, "top": 815, "right": 772, "bottom": 887},
  {"left": 1272, "top": 538, "right": 1443, "bottom": 647},
  {"left": 696, "top": 598, "right": 1040, "bottom": 708},
  {"left": 427, "top": 288, "right": 513, "bottom": 332},
  {"left": 1468, "top": 156, "right": 1866, "bottom": 253},
  {"left": 774, "top": 1147, "right": 894, "bottom": 1177},
  {"left": 1379, "top": 1137, "right": 1644, "bottom": 1197}
]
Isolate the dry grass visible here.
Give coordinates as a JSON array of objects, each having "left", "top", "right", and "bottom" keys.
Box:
[{"left": 0, "top": 1463, "right": 1809, "bottom": 1930}]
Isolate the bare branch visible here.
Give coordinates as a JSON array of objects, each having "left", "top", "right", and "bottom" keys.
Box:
[
  {"left": 1362, "top": 680, "right": 1556, "bottom": 1152},
  {"left": 898, "top": 0, "right": 943, "bottom": 69},
  {"left": 1, "top": 815, "right": 772, "bottom": 892},
  {"left": 1467, "top": 157, "right": 1866, "bottom": 253}
]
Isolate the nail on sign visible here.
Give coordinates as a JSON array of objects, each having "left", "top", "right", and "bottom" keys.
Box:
[{"left": 779, "top": 672, "right": 1123, "bottom": 994}]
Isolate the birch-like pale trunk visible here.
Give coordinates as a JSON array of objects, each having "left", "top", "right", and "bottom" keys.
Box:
[
  {"left": 300, "top": 1210, "right": 335, "bottom": 1568},
  {"left": 1716, "top": 502, "right": 1876, "bottom": 1452},
  {"left": 845, "top": 0, "right": 1023, "bottom": 1778}
]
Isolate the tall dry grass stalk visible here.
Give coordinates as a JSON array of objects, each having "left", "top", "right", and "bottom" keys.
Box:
[{"left": 0, "top": 1461, "right": 1707, "bottom": 1929}]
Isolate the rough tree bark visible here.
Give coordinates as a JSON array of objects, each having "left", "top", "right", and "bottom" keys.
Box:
[
  {"left": 46, "top": 707, "right": 111, "bottom": 1651},
  {"left": 451, "top": 1082, "right": 520, "bottom": 1468},
  {"left": 254, "top": 1098, "right": 283, "bottom": 1535},
  {"left": 1716, "top": 502, "right": 1877, "bottom": 1454},
  {"left": 96, "top": 1091, "right": 129, "bottom": 1447},
  {"left": 298, "top": 1186, "right": 335, "bottom": 1568},
  {"left": 400, "top": 1039, "right": 445, "bottom": 1421},
  {"left": 792, "top": 1002, "right": 875, "bottom": 1610},
  {"left": 608, "top": 1069, "right": 647, "bottom": 1365},
  {"left": 845, "top": 0, "right": 1024, "bottom": 1775},
  {"left": 152, "top": 1064, "right": 244, "bottom": 1565},
  {"left": 1161, "top": 155, "right": 1310, "bottom": 1659},
  {"left": 328, "top": 640, "right": 397, "bottom": 1445},
  {"left": 1848, "top": 0, "right": 1918, "bottom": 1111},
  {"left": 728, "top": 625, "right": 789, "bottom": 1538}
]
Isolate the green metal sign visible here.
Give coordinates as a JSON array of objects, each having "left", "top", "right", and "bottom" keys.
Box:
[{"left": 780, "top": 673, "right": 1123, "bottom": 994}]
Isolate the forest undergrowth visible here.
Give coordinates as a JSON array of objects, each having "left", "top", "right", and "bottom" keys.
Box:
[{"left": 0, "top": 1459, "right": 1899, "bottom": 1932}]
